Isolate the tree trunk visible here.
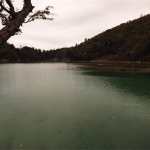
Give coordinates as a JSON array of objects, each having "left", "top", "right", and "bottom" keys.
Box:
[{"left": 0, "top": 0, "right": 34, "bottom": 45}]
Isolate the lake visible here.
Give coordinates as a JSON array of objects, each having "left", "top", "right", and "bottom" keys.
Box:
[{"left": 0, "top": 62, "right": 150, "bottom": 149}]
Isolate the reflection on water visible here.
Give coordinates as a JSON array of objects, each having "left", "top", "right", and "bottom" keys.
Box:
[
  {"left": 83, "top": 70, "right": 150, "bottom": 99},
  {"left": 0, "top": 62, "right": 150, "bottom": 149}
]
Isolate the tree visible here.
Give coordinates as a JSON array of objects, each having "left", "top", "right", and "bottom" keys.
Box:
[
  {"left": 0, "top": 0, "right": 53, "bottom": 45},
  {"left": 84, "top": 37, "right": 88, "bottom": 42}
]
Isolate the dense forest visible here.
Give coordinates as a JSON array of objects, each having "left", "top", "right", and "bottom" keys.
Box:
[{"left": 1, "top": 14, "right": 150, "bottom": 62}]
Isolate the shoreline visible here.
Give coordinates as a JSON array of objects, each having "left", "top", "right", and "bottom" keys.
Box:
[
  {"left": 1, "top": 60, "right": 150, "bottom": 72},
  {"left": 77, "top": 60, "right": 150, "bottom": 72}
]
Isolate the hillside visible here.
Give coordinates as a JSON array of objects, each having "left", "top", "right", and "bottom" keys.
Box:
[
  {"left": 62, "top": 14, "right": 150, "bottom": 61},
  {"left": 1, "top": 14, "right": 150, "bottom": 62}
]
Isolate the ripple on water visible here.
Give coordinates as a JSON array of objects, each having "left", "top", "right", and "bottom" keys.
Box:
[{"left": 0, "top": 63, "right": 150, "bottom": 149}]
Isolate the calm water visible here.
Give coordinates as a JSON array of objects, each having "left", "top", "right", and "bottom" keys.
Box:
[{"left": 0, "top": 62, "right": 150, "bottom": 149}]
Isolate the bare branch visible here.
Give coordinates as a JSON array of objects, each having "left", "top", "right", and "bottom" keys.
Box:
[
  {"left": 5, "top": 0, "right": 16, "bottom": 17},
  {"left": 23, "top": 0, "right": 32, "bottom": 8},
  {"left": 0, "top": 1, "right": 10, "bottom": 14}
]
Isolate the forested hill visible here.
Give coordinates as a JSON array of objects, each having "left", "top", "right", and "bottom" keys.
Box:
[
  {"left": 65, "top": 14, "right": 150, "bottom": 61},
  {"left": 1, "top": 14, "right": 150, "bottom": 62}
]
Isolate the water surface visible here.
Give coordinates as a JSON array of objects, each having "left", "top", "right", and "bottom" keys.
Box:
[{"left": 0, "top": 62, "right": 150, "bottom": 149}]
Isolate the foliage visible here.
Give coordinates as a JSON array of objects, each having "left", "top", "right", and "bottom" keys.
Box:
[
  {"left": 61, "top": 14, "right": 150, "bottom": 62},
  {"left": 1, "top": 14, "right": 150, "bottom": 62},
  {"left": 24, "top": 6, "right": 54, "bottom": 23}
]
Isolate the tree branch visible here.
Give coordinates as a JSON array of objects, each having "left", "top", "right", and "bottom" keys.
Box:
[
  {"left": 0, "top": 12, "right": 9, "bottom": 25},
  {"left": 23, "top": 0, "right": 32, "bottom": 8},
  {"left": 0, "top": 0, "right": 54, "bottom": 45},
  {"left": 24, "top": 6, "right": 54, "bottom": 23},
  {"left": 22, "top": 0, "right": 34, "bottom": 14},
  {"left": 5, "top": 0, "right": 16, "bottom": 18},
  {"left": 0, "top": 1, "right": 10, "bottom": 14}
]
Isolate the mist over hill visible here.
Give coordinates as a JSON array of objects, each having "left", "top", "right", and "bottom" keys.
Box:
[{"left": 1, "top": 14, "right": 150, "bottom": 62}]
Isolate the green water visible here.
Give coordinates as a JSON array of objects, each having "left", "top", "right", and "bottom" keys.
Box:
[{"left": 0, "top": 62, "right": 150, "bottom": 149}]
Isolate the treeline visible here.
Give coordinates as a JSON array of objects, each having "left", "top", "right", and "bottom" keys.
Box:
[
  {"left": 65, "top": 14, "right": 150, "bottom": 61},
  {"left": 1, "top": 14, "right": 150, "bottom": 62},
  {"left": 0, "top": 43, "right": 58, "bottom": 61},
  {"left": 0, "top": 42, "right": 69, "bottom": 61}
]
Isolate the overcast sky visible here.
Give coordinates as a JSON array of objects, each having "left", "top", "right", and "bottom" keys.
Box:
[{"left": 1, "top": 0, "right": 150, "bottom": 50}]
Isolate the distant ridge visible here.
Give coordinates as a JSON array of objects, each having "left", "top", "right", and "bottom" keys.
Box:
[{"left": 61, "top": 14, "right": 150, "bottom": 61}]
